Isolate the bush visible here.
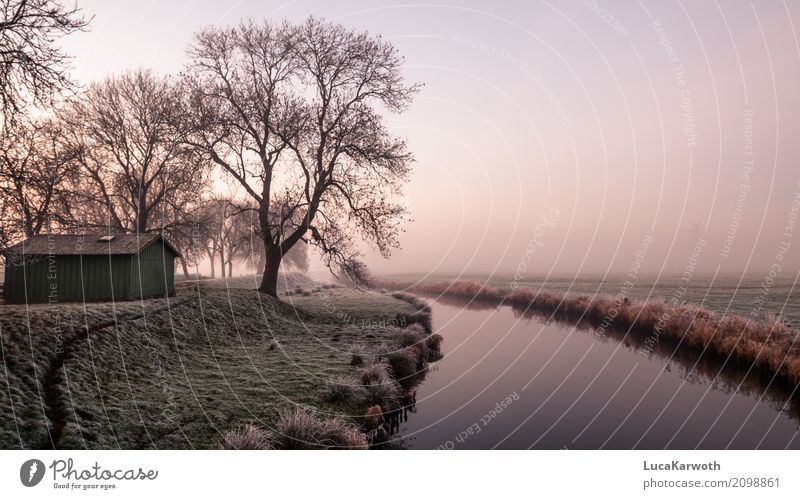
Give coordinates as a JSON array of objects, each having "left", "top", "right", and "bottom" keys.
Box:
[
  {"left": 349, "top": 344, "right": 366, "bottom": 366},
  {"left": 397, "top": 326, "right": 429, "bottom": 358},
  {"left": 426, "top": 333, "right": 444, "bottom": 362},
  {"left": 359, "top": 361, "right": 401, "bottom": 409},
  {"left": 219, "top": 423, "right": 272, "bottom": 450},
  {"left": 274, "top": 407, "right": 368, "bottom": 450},
  {"left": 323, "top": 374, "right": 367, "bottom": 405},
  {"left": 403, "top": 309, "right": 433, "bottom": 333},
  {"left": 384, "top": 347, "right": 421, "bottom": 386},
  {"left": 363, "top": 405, "right": 384, "bottom": 430}
]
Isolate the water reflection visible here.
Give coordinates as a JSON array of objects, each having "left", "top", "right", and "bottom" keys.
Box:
[
  {"left": 511, "top": 305, "right": 800, "bottom": 422},
  {"left": 398, "top": 299, "right": 800, "bottom": 449}
]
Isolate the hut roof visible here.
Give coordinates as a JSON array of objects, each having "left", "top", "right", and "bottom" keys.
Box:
[{"left": 5, "top": 233, "right": 181, "bottom": 257}]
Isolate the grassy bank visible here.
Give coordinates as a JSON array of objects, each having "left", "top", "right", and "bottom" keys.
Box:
[
  {"left": 374, "top": 278, "right": 800, "bottom": 395},
  {"left": 0, "top": 274, "right": 439, "bottom": 449}
]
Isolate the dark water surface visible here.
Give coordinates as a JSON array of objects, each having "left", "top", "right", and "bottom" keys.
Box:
[{"left": 398, "top": 299, "right": 800, "bottom": 449}]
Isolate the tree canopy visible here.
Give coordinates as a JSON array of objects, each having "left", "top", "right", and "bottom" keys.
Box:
[{"left": 185, "top": 17, "right": 419, "bottom": 295}]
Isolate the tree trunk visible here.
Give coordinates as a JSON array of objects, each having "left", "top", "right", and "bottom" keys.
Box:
[
  {"left": 179, "top": 256, "right": 190, "bottom": 279},
  {"left": 228, "top": 260, "right": 232, "bottom": 277},
  {"left": 136, "top": 202, "right": 149, "bottom": 234},
  {"left": 205, "top": 248, "right": 216, "bottom": 278},
  {"left": 258, "top": 244, "right": 282, "bottom": 297},
  {"left": 219, "top": 246, "right": 226, "bottom": 278}
]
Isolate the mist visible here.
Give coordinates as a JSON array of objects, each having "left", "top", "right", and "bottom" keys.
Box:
[{"left": 60, "top": 0, "right": 800, "bottom": 277}]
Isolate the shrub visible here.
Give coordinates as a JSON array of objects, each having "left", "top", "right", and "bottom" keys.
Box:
[
  {"left": 359, "top": 359, "right": 393, "bottom": 385},
  {"left": 384, "top": 347, "right": 421, "bottom": 386},
  {"left": 349, "top": 344, "right": 366, "bottom": 366},
  {"left": 274, "top": 408, "right": 368, "bottom": 450},
  {"left": 359, "top": 361, "right": 401, "bottom": 409},
  {"left": 425, "top": 334, "right": 444, "bottom": 362},
  {"left": 323, "top": 374, "right": 367, "bottom": 405},
  {"left": 219, "top": 423, "right": 272, "bottom": 450},
  {"left": 366, "top": 426, "right": 389, "bottom": 445},
  {"left": 372, "top": 341, "right": 396, "bottom": 357},
  {"left": 363, "top": 405, "right": 384, "bottom": 430},
  {"left": 403, "top": 309, "right": 433, "bottom": 333},
  {"left": 397, "top": 326, "right": 429, "bottom": 358}
]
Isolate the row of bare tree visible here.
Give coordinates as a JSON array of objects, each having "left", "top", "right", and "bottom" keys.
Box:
[
  {"left": 0, "top": 1, "right": 417, "bottom": 296},
  {"left": 0, "top": 69, "right": 307, "bottom": 278}
]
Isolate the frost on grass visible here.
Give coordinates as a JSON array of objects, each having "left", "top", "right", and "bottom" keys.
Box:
[
  {"left": 274, "top": 408, "right": 367, "bottom": 450},
  {"left": 0, "top": 276, "right": 426, "bottom": 450},
  {"left": 219, "top": 424, "right": 272, "bottom": 450}
]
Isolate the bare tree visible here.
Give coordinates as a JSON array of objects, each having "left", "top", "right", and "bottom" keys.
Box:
[
  {"left": 188, "top": 199, "right": 223, "bottom": 278},
  {"left": 0, "top": 117, "right": 78, "bottom": 249},
  {"left": 0, "top": 0, "right": 89, "bottom": 120},
  {"left": 161, "top": 199, "right": 214, "bottom": 279},
  {"left": 192, "top": 198, "right": 238, "bottom": 278},
  {"left": 203, "top": 198, "right": 259, "bottom": 278},
  {"left": 240, "top": 203, "right": 309, "bottom": 273},
  {"left": 64, "top": 69, "right": 209, "bottom": 235},
  {"left": 245, "top": 207, "right": 310, "bottom": 274},
  {"left": 185, "top": 17, "right": 418, "bottom": 297},
  {"left": 221, "top": 204, "right": 257, "bottom": 277}
]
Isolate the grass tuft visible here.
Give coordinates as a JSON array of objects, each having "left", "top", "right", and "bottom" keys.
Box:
[
  {"left": 274, "top": 407, "right": 368, "bottom": 450},
  {"left": 323, "top": 374, "right": 367, "bottom": 405},
  {"left": 349, "top": 344, "right": 367, "bottom": 366},
  {"left": 219, "top": 423, "right": 272, "bottom": 450},
  {"left": 425, "top": 334, "right": 444, "bottom": 362},
  {"left": 359, "top": 361, "right": 401, "bottom": 409}
]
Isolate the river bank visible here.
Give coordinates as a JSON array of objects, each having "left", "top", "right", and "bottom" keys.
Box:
[
  {"left": 392, "top": 293, "right": 800, "bottom": 449},
  {"left": 0, "top": 274, "right": 439, "bottom": 449},
  {"left": 374, "top": 278, "right": 800, "bottom": 404}
]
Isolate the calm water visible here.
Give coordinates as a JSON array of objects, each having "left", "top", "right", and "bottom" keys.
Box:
[{"left": 397, "top": 280, "right": 800, "bottom": 449}]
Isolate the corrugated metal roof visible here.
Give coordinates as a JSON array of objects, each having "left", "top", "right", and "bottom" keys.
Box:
[{"left": 5, "top": 233, "right": 181, "bottom": 256}]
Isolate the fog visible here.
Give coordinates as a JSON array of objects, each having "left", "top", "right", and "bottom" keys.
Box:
[{"left": 62, "top": 0, "right": 800, "bottom": 277}]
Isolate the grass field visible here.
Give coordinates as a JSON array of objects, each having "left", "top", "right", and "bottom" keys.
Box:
[{"left": 0, "top": 274, "right": 424, "bottom": 449}]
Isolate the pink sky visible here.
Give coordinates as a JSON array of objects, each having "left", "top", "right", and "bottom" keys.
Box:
[{"left": 61, "top": 0, "right": 800, "bottom": 277}]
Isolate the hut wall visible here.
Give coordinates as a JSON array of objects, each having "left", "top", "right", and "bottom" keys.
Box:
[
  {"left": 130, "top": 240, "right": 175, "bottom": 299},
  {"left": 3, "top": 255, "right": 132, "bottom": 303}
]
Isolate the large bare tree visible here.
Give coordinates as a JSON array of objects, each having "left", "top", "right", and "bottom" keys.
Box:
[
  {"left": 64, "top": 69, "right": 208, "bottom": 236},
  {"left": 0, "top": 0, "right": 89, "bottom": 121},
  {"left": 185, "top": 17, "right": 418, "bottom": 297},
  {"left": 0, "top": 117, "right": 78, "bottom": 249}
]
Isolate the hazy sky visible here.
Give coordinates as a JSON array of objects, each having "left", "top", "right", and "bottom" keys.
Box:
[{"left": 60, "top": 0, "right": 800, "bottom": 278}]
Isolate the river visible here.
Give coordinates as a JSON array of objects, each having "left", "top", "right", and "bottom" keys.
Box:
[{"left": 397, "top": 299, "right": 800, "bottom": 449}]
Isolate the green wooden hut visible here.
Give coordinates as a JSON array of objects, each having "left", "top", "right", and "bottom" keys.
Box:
[{"left": 2, "top": 233, "right": 180, "bottom": 303}]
